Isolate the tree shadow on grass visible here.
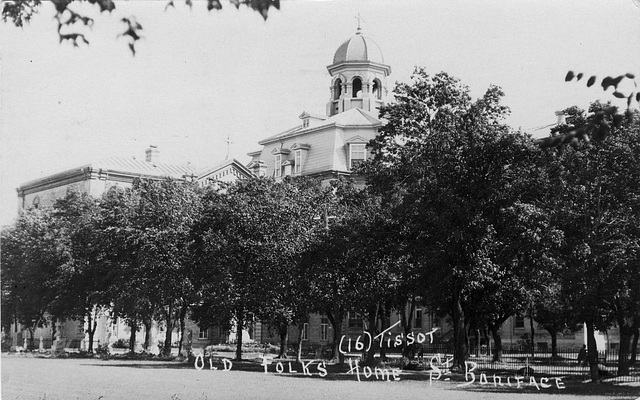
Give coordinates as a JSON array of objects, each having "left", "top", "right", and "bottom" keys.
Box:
[{"left": 84, "top": 361, "right": 195, "bottom": 369}]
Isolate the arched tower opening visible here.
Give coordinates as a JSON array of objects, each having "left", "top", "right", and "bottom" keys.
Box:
[
  {"left": 334, "top": 79, "right": 342, "bottom": 100},
  {"left": 373, "top": 79, "right": 382, "bottom": 100},
  {"left": 352, "top": 77, "right": 362, "bottom": 98}
]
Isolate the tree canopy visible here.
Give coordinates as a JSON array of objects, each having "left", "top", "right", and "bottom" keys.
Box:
[{"left": 2, "top": 0, "right": 280, "bottom": 54}]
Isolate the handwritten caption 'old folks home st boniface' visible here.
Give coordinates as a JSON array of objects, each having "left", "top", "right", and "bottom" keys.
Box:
[{"left": 193, "top": 321, "right": 566, "bottom": 390}]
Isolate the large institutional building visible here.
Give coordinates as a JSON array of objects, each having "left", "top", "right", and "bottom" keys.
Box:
[
  {"left": 247, "top": 27, "right": 390, "bottom": 184},
  {"left": 7, "top": 28, "right": 622, "bottom": 356}
]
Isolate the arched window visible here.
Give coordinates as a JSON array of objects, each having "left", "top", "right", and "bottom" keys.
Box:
[
  {"left": 352, "top": 77, "right": 362, "bottom": 98},
  {"left": 334, "top": 79, "right": 342, "bottom": 100},
  {"left": 373, "top": 79, "right": 382, "bottom": 99}
]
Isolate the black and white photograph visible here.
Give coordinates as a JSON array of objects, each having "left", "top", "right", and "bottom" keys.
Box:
[{"left": 1, "top": 0, "right": 640, "bottom": 399}]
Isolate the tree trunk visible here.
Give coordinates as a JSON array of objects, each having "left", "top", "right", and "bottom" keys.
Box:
[
  {"left": 617, "top": 322, "right": 633, "bottom": 376},
  {"left": 28, "top": 328, "right": 35, "bottom": 351},
  {"left": 528, "top": 310, "right": 535, "bottom": 358},
  {"left": 365, "top": 304, "right": 378, "bottom": 364},
  {"left": 296, "top": 324, "right": 304, "bottom": 363},
  {"left": 630, "top": 327, "right": 639, "bottom": 366},
  {"left": 327, "top": 306, "right": 344, "bottom": 364},
  {"left": 451, "top": 286, "right": 469, "bottom": 370},
  {"left": 585, "top": 320, "right": 600, "bottom": 382},
  {"left": 277, "top": 323, "right": 288, "bottom": 359},
  {"left": 489, "top": 324, "right": 503, "bottom": 362},
  {"left": 400, "top": 297, "right": 416, "bottom": 358},
  {"left": 51, "top": 319, "right": 57, "bottom": 344},
  {"left": 163, "top": 303, "right": 174, "bottom": 357},
  {"left": 129, "top": 322, "right": 137, "bottom": 353},
  {"left": 549, "top": 328, "right": 558, "bottom": 359},
  {"left": 235, "top": 308, "right": 243, "bottom": 361},
  {"left": 143, "top": 319, "right": 152, "bottom": 351},
  {"left": 178, "top": 304, "right": 187, "bottom": 356},
  {"left": 379, "top": 305, "right": 388, "bottom": 359},
  {"left": 87, "top": 309, "right": 96, "bottom": 353}
]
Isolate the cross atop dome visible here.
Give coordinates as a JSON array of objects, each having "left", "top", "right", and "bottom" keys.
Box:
[{"left": 355, "top": 13, "right": 364, "bottom": 34}]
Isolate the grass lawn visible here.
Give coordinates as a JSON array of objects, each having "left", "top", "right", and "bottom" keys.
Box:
[{"left": 1, "top": 354, "right": 639, "bottom": 400}]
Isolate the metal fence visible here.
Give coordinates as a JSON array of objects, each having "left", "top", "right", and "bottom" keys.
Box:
[{"left": 412, "top": 345, "right": 640, "bottom": 382}]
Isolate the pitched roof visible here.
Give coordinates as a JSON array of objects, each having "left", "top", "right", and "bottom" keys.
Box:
[
  {"left": 17, "top": 157, "right": 197, "bottom": 191},
  {"left": 258, "top": 108, "right": 381, "bottom": 145},
  {"left": 91, "top": 157, "right": 197, "bottom": 178},
  {"left": 195, "top": 158, "right": 253, "bottom": 180}
]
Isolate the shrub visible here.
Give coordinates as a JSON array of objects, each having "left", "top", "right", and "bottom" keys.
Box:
[
  {"left": 95, "top": 344, "right": 110, "bottom": 359},
  {"left": 112, "top": 338, "right": 129, "bottom": 349},
  {"left": 385, "top": 357, "right": 410, "bottom": 369}
]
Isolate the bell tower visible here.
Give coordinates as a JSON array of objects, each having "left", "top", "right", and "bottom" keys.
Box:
[{"left": 326, "top": 27, "right": 391, "bottom": 117}]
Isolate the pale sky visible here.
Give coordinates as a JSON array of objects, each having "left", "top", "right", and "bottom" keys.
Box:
[{"left": 1, "top": 0, "right": 639, "bottom": 226}]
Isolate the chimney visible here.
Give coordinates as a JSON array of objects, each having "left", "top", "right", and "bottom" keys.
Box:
[
  {"left": 555, "top": 111, "right": 566, "bottom": 125},
  {"left": 145, "top": 145, "right": 160, "bottom": 163}
]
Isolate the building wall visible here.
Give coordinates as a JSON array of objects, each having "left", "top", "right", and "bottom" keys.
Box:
[
  {"left": 257, "top": 125, "right": 378, "bottom": 179},
  {"left": 20, "top": 180, "right": 91, "bottom": 210}
]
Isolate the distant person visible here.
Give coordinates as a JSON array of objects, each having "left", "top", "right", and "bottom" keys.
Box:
[{"left": 577, "top": 344, "right": 587, "bottom": 365}]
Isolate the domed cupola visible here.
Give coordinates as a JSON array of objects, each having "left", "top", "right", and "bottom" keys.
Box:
[
  {"left": 326, "top": 27, "right": 391, "bottom": 117},
  {"left": 332, "top": 32, "right": 386, "bottom": 65}
]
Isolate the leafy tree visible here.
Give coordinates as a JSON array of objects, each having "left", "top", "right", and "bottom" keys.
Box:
[
  {"left": 255, "top": 177, "right": 331, "bottom": 362},
  {"left": 192, "top": 177, "right": 318, "bottom": 361},
  {"left": 2, "top": 0, "right": 280, "bottom": 54},
  {"left": 543, "top": 104, "right": 640, "bottom": 379},
  {"left": 364, "top": 68, "right": 539, "bottom": 369},
  {"left": 1, "top": 208, "right": 61, "bottom": 349},
  {"left": 133, "top": 179, "right": 201, "bottom": 356},
  {"left": 49, "top": 188, "right": 106, "bottom": 352},
  {"left": 99, "top": 185, "right": 156, "bottom": 352},
  {"left": 97, "top": 179, "right": 202, "bottom": 356},
  {"left": 532, "top": 282, "right": 577, "bottom": 359},
  {"left": 301, "top": 178, "right": 385, "bottom": 363}
]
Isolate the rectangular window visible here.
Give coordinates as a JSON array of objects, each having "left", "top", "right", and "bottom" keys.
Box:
[
  {"left": 294, "top": 150, "right": 302, "bottom": 174},
  {"left": 78, "top": 323, "right": 85, "bottom": 335},
  {"left": 198, "top": 328, "right": 208, "bottom": 340},
  {"left": 218, "top": 327, "right": 228, "bottom": 339},
  {"left": 414, "top": 309, "right": 423, "bottom": 329},
  {"left": 348, "top": 313, "right": 363, "bottom": 329},
  {"left": 349, "top": 144, "right": 366, "bottom": 169},
  {"left": 320, "top": 317, "right": 329, "bottom": 341},
  {"left": 515, "top": 316, "right": 525, "bottom": 329},
  {"left": 274, "top": 154, "right": 282, "bottom": 177},
  {"left": 431, "top": 313, "right": 440, "bottom": 327},
  {"left": 302, "top": 323, "right": 309, "bottom": 341}
]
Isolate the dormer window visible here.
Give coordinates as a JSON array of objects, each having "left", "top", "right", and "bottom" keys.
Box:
[
  {"left": 294, "top": 150, "right": 302, "bottom": 174},
  {"left": 290, "top": 143, "right": 309, "bottom": 175},
  {"left": 271, "top": 148, "right": 291, "bottom": 178},
  {"left": 349, "top": 143, "right": 366, "bottom": 170},
  {"left": 274, "top": 154, "right": 282, "bottom": 178}
]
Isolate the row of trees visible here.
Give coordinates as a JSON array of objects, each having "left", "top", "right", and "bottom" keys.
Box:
[{"left": 2, "top": 69, "right": 639, "bottom": 381}]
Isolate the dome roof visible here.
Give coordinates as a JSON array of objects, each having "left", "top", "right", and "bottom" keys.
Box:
[{"left": 332, "top": 32, "right": 385, "bottom": 64}]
